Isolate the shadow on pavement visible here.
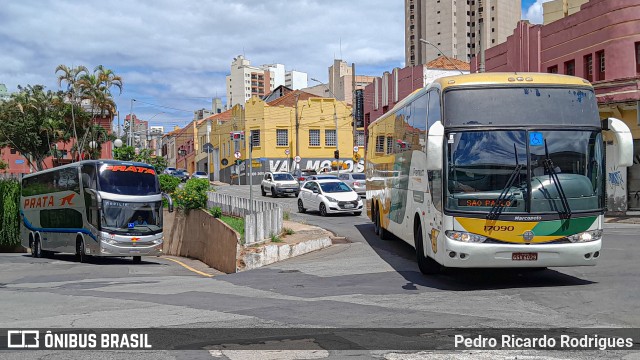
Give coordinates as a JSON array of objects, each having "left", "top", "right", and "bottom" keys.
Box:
[
  {"left": 354, "top": 223, "right": 595, "bottom": 291},
  {"left": 20, "top": 253, "right": 162, "bottom": 265}
]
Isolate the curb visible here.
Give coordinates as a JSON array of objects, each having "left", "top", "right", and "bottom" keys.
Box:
[{"left": 240, "top": 237, "right": 333, "bottom": 271}]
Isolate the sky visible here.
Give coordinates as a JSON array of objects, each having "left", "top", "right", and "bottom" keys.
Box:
[{"left": 0, "top": 0, "right": 548, "bottom": 131}]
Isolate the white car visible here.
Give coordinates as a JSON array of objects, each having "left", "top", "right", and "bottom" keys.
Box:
[
  {"left": 297, "top": 179, "right": 363, "bottom": 216},
  {"left": 261, "top": 172, "right": 300, "bottom": 197}
]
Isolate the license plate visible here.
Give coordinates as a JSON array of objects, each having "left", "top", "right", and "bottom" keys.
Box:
[
  {"left": 130, "top": 250, "right": 140, "bottom": 254},
  {"left": 344, "top": 204, "right": 355, "bottom": 209},
  {"left": 285, "top": 189, "right": 293, "bottom": 192},
  {"left": 512, "top": 252, "right": 537, "bottom": 261}
]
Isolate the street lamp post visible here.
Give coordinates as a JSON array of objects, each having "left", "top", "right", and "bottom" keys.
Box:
[{"left": 419, "top": 39, "right": 465, "bottom": 75}]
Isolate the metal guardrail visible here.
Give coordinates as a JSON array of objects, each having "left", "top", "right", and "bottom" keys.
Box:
[{"left": 207, "top": 192, "right": 283, "bottom": 245}]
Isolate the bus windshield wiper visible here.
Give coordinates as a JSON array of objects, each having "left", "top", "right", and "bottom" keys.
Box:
[
  {"left": 487, "top": 144, "right": 523, "bottom": 220},
  {"left": 543, "top": 140, "right": 571, "bottom": 219}
]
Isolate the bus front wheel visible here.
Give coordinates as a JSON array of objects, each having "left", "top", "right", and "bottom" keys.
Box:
[
  {"left": 414, "top": 221, "right": 441, "bottom": 275},
  {"left": 76, "top": 237, "right": 87, "bottom": 263}
]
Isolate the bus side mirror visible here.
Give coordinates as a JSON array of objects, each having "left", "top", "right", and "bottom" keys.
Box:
[
  {"left": 85, "top": 188, "right": 102, "bottom": 210},
  {"left": 162, "top": 192, "right": 174, "bottom": 213},
  {"left": 426, "top": 121, "right": 444, "bottom": 171},
  {"left": 605, "top": 117, "right": 633, "bottom": 167}
]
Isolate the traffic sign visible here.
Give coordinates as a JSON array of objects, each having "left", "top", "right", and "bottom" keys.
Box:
[
  {"left": 353, "top": 153, "right": 361, "bottom": 162},
  {"left": 294, "top": 155, "right": 301, "bottom": 163},
  {"left": 15, "top": 159, "right": 24, "bottom": 164},
  {"left": 234, "top": 151, "right": 241, "bottom": 159},
  {"left": 203, "top": 143, "right": 214, "bottom": 153},
  {"left": 285, "top": 149, "right": 290, "bottom": 156},
  {"left": 353, "top": 146, "right": 359, "bottom": 152}
]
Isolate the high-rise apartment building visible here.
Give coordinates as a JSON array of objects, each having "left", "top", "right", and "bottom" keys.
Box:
[
  {"left": 226, "top": 56, "right": 308, "bottom": 108},
  {"left": 543, "top": 0, "right": 589, "bottom": 24},
  {"left": 405, "top": 0, "right": 521, "bottom": 66}
]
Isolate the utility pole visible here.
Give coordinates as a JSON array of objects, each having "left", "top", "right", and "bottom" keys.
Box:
[
  {"left": 294, "top": 93, "right": 300, "bottom": 167},
  {"left": 128, "top": 99, "right": 135, "bottom": 147},
  {"left": 352, "top": 63, "right": 357, "bottom": 149},
  {"left": 334, "top": 102, "right": 340, "bottom": 176}
]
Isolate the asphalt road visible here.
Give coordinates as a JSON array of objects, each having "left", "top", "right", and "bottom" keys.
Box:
[{"left": 1, "top": 184, "right": 639, "bottom": 359}]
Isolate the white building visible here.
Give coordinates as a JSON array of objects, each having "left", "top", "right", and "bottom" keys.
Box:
[{"left": 225, "top": 55, "right": 308, "bottom": 108}]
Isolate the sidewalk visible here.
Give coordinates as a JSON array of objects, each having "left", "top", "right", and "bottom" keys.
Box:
[{"left": 605, "top": 211, "right": 640, "bottom": 224}]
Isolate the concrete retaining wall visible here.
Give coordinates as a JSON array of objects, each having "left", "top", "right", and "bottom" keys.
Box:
[
  {"left": 163, "top": 209, "right": 239, "bottom": 273},
  {"left": 242, "top": 237, "right": 332, "bottom": 271}
]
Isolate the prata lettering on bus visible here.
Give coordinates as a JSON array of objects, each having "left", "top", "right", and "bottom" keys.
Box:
[
  {"left": 104, "top": 165, "right": 155, "bottom": 174},
  {"left": 23, "top": 193, "right": 76, "bottom": 209}
]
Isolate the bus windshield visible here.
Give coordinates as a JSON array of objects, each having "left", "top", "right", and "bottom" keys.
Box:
[
  {"left": 445, "top": 87, "right": 600, "bottom": 127},
  {"left": 446, "top": 130, "right": 604, "bottom": 215},
  {"left": 97, "top": 163, "right": 159, "bottom": 195},
  {"left": 101, "top": 200, "right": 162, "bottom": 235}
]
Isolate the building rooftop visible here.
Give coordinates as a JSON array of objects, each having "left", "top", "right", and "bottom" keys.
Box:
[
  {"left": 426, "top": 56, "right": 471, "bottom": 71},
  {"left": 267, "top": 89, "right": 318, "bottom": 107}
]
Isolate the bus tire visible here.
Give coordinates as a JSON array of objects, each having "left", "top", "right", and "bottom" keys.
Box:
[
  {"left": 76, "top": 237, "right": 87, "bottom": 263},
  {"left": 132, "top": 256, "right": 141, "bottom": 264},
  {"left": 378, "top": 205, "right": 391, "bottom": 240},
  {"left": 414, "top": 220, "right": 441, "bottom": 275},
  {"left": 372, "top": 205, "right": 380, "bottom": 235},
  {"left": 32, "top": 237, "right": 42, "bottom": 258}
]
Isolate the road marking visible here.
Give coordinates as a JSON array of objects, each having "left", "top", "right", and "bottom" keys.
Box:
[{"left": 162, "top": 257, "right": 214, "bottom": 278}]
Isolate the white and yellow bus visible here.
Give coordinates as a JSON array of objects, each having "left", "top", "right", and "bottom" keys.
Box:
[
  {"left": 20, "top": 160, "right": 174, "bottom": 263},
  {"left": 366, "top": 73, "right": 633, "bottom": 274}
]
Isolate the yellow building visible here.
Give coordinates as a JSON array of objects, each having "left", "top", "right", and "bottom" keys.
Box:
[{"left": 212, "top": 91, "right": 366, "bottom": 184}]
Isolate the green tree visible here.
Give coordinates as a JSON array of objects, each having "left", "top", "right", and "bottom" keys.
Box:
[
  {"left": 0, "top": 85, "right": 71, "bottom": 170},
  {"left": 56, "top": 65, "right": 88, "bottom": 160},
  {"left": 112, "top": 145, "right": 136, "bottom": 161}
]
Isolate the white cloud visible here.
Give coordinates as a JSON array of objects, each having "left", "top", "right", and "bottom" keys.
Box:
[
  {"left": 522, "top": 0, "right": 554, "bottom": 24},
  {"left": 0, "top": 0, "right": 405, "bottom": 124}
]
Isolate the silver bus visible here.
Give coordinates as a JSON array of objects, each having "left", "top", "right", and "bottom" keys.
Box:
[{"left": 20, "top": 160, "right": 174, "bottom": 263}]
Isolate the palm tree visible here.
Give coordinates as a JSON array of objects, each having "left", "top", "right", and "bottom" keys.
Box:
[{"left": 56, "top": 65, "right": 88, "bottom": 161}]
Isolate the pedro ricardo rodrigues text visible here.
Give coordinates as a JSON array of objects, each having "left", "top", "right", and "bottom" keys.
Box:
[{"left": 455, "top": 334, "right": 634, "bottom": 350}]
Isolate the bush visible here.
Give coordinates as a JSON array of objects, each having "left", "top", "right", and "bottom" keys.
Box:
[
  {"left": 0, "top": 179, "right": 21, "bottom": 247},
  {"left": 209, "top": 206, "right": 222, "bottom": 218},
  {"left": 174, "top": 178, "right": 211, "bottom": 211},
  {"left": 159, "top": 174, "right": 181, "bottom": 194}
]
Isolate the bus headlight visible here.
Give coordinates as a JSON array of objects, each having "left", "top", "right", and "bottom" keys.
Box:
[
  {"left": 445, "top": 230, "right": 487, "bottom": 243},
  {"left": 103, "top": 238, "right": 117, "bottom": 245},
  {"left": 567, "top": 229, "right": 602, "bottom": 243},
  {"left": 152, "top": 238, "right": 163, "bottom": 245}
]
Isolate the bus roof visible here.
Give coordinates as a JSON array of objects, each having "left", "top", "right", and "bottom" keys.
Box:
[
  {"left": 435, "top": 72, "right": 591, "bottom": 91},
  {"left": 21, "top": 160, "right": 156, "bottom": 179}
]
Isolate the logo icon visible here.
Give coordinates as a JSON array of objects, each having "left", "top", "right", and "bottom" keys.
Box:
[
  {"left": 7, "top": 330, "right": 40, "bottom": 348},
  {"left": 522, "top": 230, "right": 535, "bottom": 242}
]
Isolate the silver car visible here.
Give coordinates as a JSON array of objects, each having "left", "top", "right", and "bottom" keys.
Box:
[
  {"left": 336, "top": 173, "right": 366, "bottom": 196},
  {"left": 192, "top": 171, "right": 209, "bottom": 179}
]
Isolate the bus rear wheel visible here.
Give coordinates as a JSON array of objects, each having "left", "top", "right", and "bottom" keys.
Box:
[
  {"left": 415, "top": 221, "right": 441, "bottom": 275},
  {"left": 32, "top": 237, "right": 42, "bottom": 258},
  {"left": 132, "top": 256, "right": 141, "bottom": 264},
  {"left": 377, "top": 205, "right": 391, "bottom": 240}
]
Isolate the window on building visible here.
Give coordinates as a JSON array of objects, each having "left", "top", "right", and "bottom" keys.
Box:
[
  {"left": 596, "top": 50, "right": 605, "bottom": 81},
  {"left": 356, "top": 130, "right": 365, "bottom": 147},
  {"left": 375, "top": 135, "right": 384, "bottom": 153},
  {"left": 492, "top": 39, "right": 495, "bottom": 44},
  {"left": 584, "top": 54, "right": 593, "bottom": 82},
  {"left": 276, "top": 129, "right": 288, "bottom": 147},
  {"left": 325, "top": 129, "right": 336, "bottom": 147},
  {"left": 386, "top": 136, "right": 393, "bottom": 155},
  {"left": 548, "top": 65, "right": 558, "bottom": 74},
  {"left": 250, "top": 129, "right": 261, "bottom": 147},
  {"left": 309, "top": 129, "right": 320, "bottom": 147},
  {"left": 636, "top": 42, "right": 640, "bottom": 74},
  {"left": 564, "top": 60, "right": 575, "bottom": 76}
]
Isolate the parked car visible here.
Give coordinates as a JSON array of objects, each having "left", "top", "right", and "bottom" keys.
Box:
[
  {"left": 163, "top": 167, "right": 176, "bottom": 175},
  {"left": 191, "top": 171, "right": 209, "bottom": 179},
  {"left": 336, "top": 172, "right": 366, "bottom": 196},
  {"left": 261, "top": 172, "right": 300, "bottom": 197},
  {"left": 307, "top": 174, "right": 338, "bottom": 181},
  {"left": 297, "top": 179, "right": 363, "bottom": 216},
  {"left": 171, "top": 170, "right": 190, "bottom": 182},
  {"left": 291, "top": 168, "right": 318, "bottom": 182}
]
